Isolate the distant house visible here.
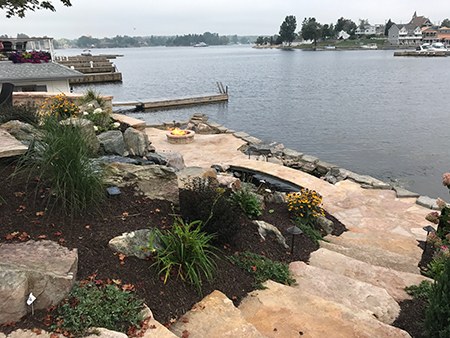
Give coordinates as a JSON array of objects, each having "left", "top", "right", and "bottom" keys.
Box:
[
  {"left": 0, "top": 61, "right": 83, "bottom": 93},
  {"left": 388, "top": 12, "right": 433, "bottom": 45},
  {"left": 355, "top": 25, "right": 377, "bottom": 36},
  {"left": 337, "top": 30, "right": 350, "bottom": 40},
  {"left": 422, "top": 26, "right": 450, "bottom": 45}
]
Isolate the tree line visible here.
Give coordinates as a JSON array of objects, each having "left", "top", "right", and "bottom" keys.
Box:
[{"left": 258, "top": 15, "right": 450, "bottom": 47}]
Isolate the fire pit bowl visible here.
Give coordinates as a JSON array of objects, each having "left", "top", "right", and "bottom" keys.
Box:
[{"left": 166, "top": 129, "right": 195, "bottom": 144}]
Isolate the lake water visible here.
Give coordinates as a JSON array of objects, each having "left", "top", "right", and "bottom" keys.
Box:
[{"left": 62, "top": 45, "right": 450, "bottom": 200}]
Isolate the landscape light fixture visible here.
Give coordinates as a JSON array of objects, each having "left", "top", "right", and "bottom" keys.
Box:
[
  {"left": 287, "top": 226, "right": 303, "bottom": 255},
  {"left": 423, "top": 225, "right": 437, "bottom": 254}
]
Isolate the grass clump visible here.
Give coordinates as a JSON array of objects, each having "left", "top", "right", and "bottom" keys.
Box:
[
  {"left": 229, "top": 251, "right": 295, "bottom": 289},
  {"left": 51, "top": 279, "right": 145, "bottom": 337},
  {"left": 16, "top": 117, "right": 104, "bottom": 214},
  {"left": 76, "top": 88, "right": 105, "bottom": 108},
  {"left": 141, "top": 214, "right": 219, "bottom": 296},
  {"left": 0, "top": 104, "right": 40, "bottom": 125}
]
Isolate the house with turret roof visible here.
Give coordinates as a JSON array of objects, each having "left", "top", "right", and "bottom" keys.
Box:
[{"left": 387, "top": 12, "right": 433, "bottom": 45}]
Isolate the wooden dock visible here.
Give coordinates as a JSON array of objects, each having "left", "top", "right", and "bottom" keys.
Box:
[
  {"left": 112, "top": 93, "right": 228, "bottom": 109},
  {"left": 394, "top": 51, "right": 446, "bottom": 57}
]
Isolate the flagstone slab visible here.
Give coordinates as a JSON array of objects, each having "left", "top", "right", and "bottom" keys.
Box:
[
  {"left": 309, "top": 248, "right": 430, "bottom": 300},
  {"left": 170, "top": 290, "right": 265, "bottom": 338},
  {"left": 289, "top": 261, "right": 400, "bottom": 324},
  {"left": 319, "top": 240, "right": 420, "bottom": 274},
  {"left": 324, "top": 234, "right": 422, "bottom": 262},
  {"left": 239, "top": 280, "right": 411, "bottom": 338},
  {"left": 0, "top": 129, "right": 27, "bottom": 158}
]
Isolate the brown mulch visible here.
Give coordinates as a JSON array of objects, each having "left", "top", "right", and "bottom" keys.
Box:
[{"left": 0, "top": 158, "right": 430, "bottom": 338}]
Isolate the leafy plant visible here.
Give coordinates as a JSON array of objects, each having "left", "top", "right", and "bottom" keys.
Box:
[
  {"left": 426, "top": 255, "right": 449, "bottom": 279},
  {"left": 292, "top": 217, "right": 325, "bottom": 246},
  {"left": 405, "top": 280, "right": 433, "bottom": 300},
  {"left": 51, "top": 280, "right": 144, "bottom": 337},
  {"left": 142, "top": 214, "right": 219, "bottom": 296},
  {"left": 229, "top": 186, "right": 262, "bottom": 218},
  {"left": 287, "top": 188, "right": 324, "bottom": 227},
  {"left": 424, "top": 259, "right": 450, "bottom": 337},
  {"left": 15, "top": 117, "right": 104, "bottom": 214},
  {"left": 229, "top": 251, "right": 295, "bottom": 289}
]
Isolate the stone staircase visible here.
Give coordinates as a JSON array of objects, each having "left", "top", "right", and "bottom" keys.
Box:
[{"left": 164, "top": 161, "right": 433, "bottom": 338}]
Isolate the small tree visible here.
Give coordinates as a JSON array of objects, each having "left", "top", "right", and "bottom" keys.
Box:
[
  {"left": 441, "top": 18, "right": 450, "bottom": 28},
  {"left": 1, "top": 0, "right": 71, "bottom": 18},
  {"left": 301, "top": 17, "right": 322, "bottom": 46},
  {"left": 279, "top": 15, "right": 297, "bottom": 46},
  {"left": 424, "top": 259, "right": 450, "bottom": 337}
]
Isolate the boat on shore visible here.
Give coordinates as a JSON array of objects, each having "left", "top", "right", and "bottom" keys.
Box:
[
  {"left": 193, "top": 42, "right": 209, "bottom": 47},
  {"left": 362, "top": 43, "right": 377, "bottom": 49},
  {"left": 81, "top": 49, "right": 92, "bottom": 56}
]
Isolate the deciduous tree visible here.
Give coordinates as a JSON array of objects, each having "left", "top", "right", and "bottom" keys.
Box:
[
  {"left": 279, "top": 15, "right": 297, "bottom": 46},
  {"left": 301, "top": 17, "right": 322, "bottom": 46},
  {"left": 1, "top": 0, "right": 72, "bottom": 18},
  {"left": 441, "top": 18, "right": 450, "bottom": 28}
]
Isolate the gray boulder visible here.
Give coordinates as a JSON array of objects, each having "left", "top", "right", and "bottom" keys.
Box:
[
  {"left": 246, "top": 140, "right": 285, "bottom": 157},
  {"left": 317, "top": 215, "right": 334, "bottom": 235},
  {"left": 253, "top": 220, "right": 289, "bottom": 249},
  {"left": 97, "top": 130, "right": 126, "bottom": 156},
  {"left": 0, "top": 120, "right": 39, "bottom": 143},
  {"left": 123, "top": 127, "right": 149, "bottom": 157},
  {"left": 109, "top": 229, "right": 163, "bottom": 259},
  {"left": 103, "top": 163, "right": 179, "bottom": 203},
  {"left": 0, "top": 240, "right": 77, "bottom": 324},
  {"left": 145, "top": 152, "right": 169, "bottom": 166},
  {"left": 165, "top": 151, "right": 186, "bottom": 171}
]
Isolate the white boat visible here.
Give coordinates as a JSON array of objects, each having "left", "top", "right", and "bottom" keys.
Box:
[
  {"left": 324, "top": 45, "right": 336, "bottom": 50},
  {"left": 415, "top": 44, "right": 432, "bottom": 52},
  {"left": 193, "top": 42, "right": 209, "bottom": 47},
  {"left": 430, "top": 42, "right": 448, "bottom": 52},
  {"left": 361, "top": 43, "right": 377, "bottom": 49},
  {"left": 81, "top": 49, "right": 92, "bottom": 56}
]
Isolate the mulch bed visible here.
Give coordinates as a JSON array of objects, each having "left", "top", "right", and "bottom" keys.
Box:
[{"left": 0, "top": 158, "right": 429, "bottom": 337}]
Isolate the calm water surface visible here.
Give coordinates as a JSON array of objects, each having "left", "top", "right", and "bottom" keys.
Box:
[{"left": 64, "top": 46, "right": 450, "bottom": 199}]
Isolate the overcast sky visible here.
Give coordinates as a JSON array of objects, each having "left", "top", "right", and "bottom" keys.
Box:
[{"left": 0, "top": 0, "right": 449, "bottom": 39}]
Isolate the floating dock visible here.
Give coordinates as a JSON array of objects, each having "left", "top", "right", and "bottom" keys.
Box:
[
  {"left": 55, "top": 55, "right": 122, "bottom": 84},
  {"left": 112, "top": 93, "right": 228, "bottom": 109},
  {"left": 394, "top": 51, "right": 446, "bottom": 57}
]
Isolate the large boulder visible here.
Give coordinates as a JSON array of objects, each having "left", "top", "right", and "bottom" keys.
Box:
[
  {"left": 165, "top": 151, "right": 186, "bottom": 171},
  {"left": 123, "top": 127, "right": 149, "bottom": 157},
  {"left": 245, "top": 140, "right": 285, "bottom": 157},
  {"left": 0, "top": 120, "right": 39, "bottom": 143},
  {"left": 145, "top": 152, "right": 168, "bottom": 166},
  {"left": 0, "top": 240, "right": 77, "bottom": 324},
  {"left": 97, "top": 130, "right": 126, "bottom": 156},
  {"left": 103, "top": 162, "right": 179, "bottom": 203}
]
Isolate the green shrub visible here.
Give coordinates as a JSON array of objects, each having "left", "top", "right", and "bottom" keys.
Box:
[
  {"left": 292, "top": 217, "right": 324, "bottom": 246},
  {"left": 0, "top": 104, "right": 40, "bottom": 125},
  {"left": 179, "top": 177, "right": 242, "bottom": 245},
  {"left": 16, "top": 117, "right": 104, "bottom": 214},
  {"left": 405, "top": 280, "right": 433, "bottom": 299},
  {"left": 142, "top": 215, "right": 219, "bottom": 296},
  {"left": 229, "top": 186, "right": 262, "bottom": 218},
  {"left": 51, "top": 281, "right": 144, "bottom": 337},
  {"left": 426, "top": 255, "right": 449, "bottom": 279},
  {"left": 287, "top": 189, "right": 324, "bottom": 227},
  {"left": 424, "top": 259, "right": 450, "bottom": 337},
  {"left": 229, "top": 251, "right": 296, "bottom": 289}
]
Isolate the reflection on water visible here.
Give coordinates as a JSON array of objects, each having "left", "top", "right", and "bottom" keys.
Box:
[{"left": 68, "top": 46, "right": 450, "bottom": 199}]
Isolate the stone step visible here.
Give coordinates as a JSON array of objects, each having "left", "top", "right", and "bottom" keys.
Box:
[
  {"left": 289, "top": 261, "right": 400, "bottom": 324},
  {"left": 324, "top": 234, "right": 422, "bottom": 262},
  {"left": 309, "top": 248, "right": 430, "bottom": 301},
  {"left": 111, "top": 113, "right": 146, "bottom": 131},
  {"left": 319, "top": 240, "right": 420, "bottom": 274},
  {"left": 344, "top": 227, "right": 420, "bottom": 241},
  {"left": 239, "top": 280, "right": 411, "bottom": 338},
  {"left": 170, "top": 290, "right": 265, "bottom": 338}
]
